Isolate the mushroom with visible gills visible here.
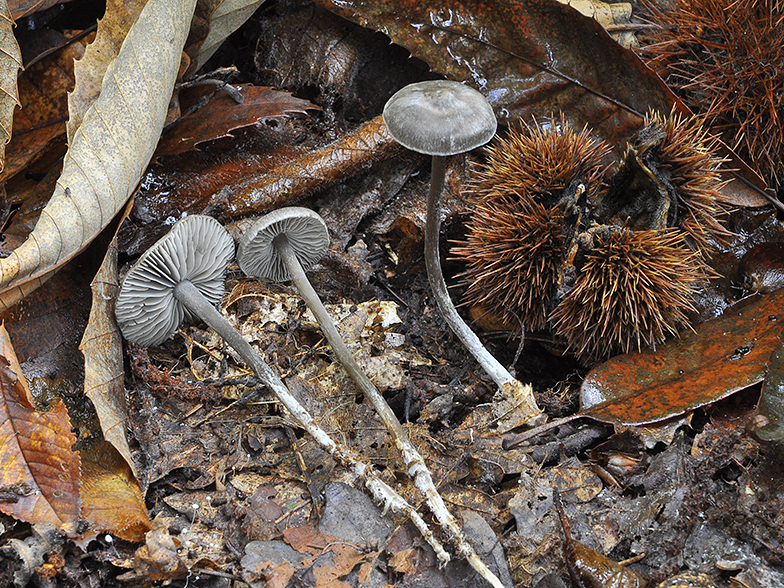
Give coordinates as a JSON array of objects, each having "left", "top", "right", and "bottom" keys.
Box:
[
  {"left": 383, "top": 80, "right": 541, "bottom": 423},
  {"left": 237, "top": 207, "right": 507, "bottom": 588},
  {"left": 115, "top": 214, "right": 308, "bottom": 414},
  {"left": 236, "top": 207, "right": 409, "bottom": 448},
  {"left": 113, "top": 215, "right": 463, "bottom": 569}
]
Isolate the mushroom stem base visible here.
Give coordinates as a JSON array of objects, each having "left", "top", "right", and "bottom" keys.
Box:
[{"left": 425, "top": 156, "right": 541, "bottom": 422}]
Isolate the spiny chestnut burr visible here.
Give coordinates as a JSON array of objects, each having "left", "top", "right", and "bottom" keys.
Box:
[
  {"left": 597, "top": 109, "right": 731, "bottom": 252},
  {"left": 550, "top": 225, "right": 712, "bottom": 361},
  {"left": 451, "top": 116, "right": 611, "bottom": 331},
  {"left": 640, "top": 0, "right": 784, "bottom": 190}
]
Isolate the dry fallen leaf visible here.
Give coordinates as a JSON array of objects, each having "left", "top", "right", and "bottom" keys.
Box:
[
  {"left": 0, "top": 324, "right": 81, "bottom": 535},
  {"left": 67, "top": 0, "right": 150, "bottom": 142},
  {"left": 0, "top": 0, "right": 197, "bottom": 309},
  {"left": 79, "top": 209, "right": 135, "bottom": 475},
  {"left": 0, "top": 0, "right": 22, "bottom": 172}
]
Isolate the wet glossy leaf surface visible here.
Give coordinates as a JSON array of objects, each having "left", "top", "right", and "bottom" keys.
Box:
[
  {"left": 580, "top": 290, "right": 784, "bottom": 425},
  {"left": 0, "top": 325, "right": 80, "bottom": 534}
]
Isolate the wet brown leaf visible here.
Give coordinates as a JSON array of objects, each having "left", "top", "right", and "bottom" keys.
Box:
[
  {"left": 79, "top": 439, "right": 150, "bottom": 544},
  {"left": 316, "top": 0, "right": 675, "bottom": 142},
  {"left": 0, "top": 0, "right": 197, "bottom": 309},
  {"left": 580, "top": 290, "right": 784, "bottom": 425},
  {"left": 0, "top": 1, "right": 21, "bottom": 172},
  {"left": 205, "top": 114, "right": 404, "bottom": 221},
  {"left": 155, "top": 84, "right": 319, "bottom": 158},
  {"left": 0, "top": 324, "right": 81, "bottom": 535}
]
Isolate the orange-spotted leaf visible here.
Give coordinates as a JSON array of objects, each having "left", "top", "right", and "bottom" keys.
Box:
[
  {"left": 0, "top": 324, "right": 80, "bottom": 534},
  {"left": 580, "top": 290, "right": 784, "bottom": 425}
]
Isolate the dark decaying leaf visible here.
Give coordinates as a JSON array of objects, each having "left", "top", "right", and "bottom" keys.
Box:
[
  {"left": 580, "top": 290, "right": 784, "bottom": 425},
  {"left": 315, "top": 0, "right": 676, "bottom": 141},
  {"left": 155, "top": 84, "right": 320, "bottom": 159}
]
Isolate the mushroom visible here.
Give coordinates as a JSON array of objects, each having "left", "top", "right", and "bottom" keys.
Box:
[
  {"left": 237, "top": 207, "right": 507, "bottom": 588},
  {"left": 115, "top": 214, "right": 301, "bottom": 409},
  {"left": 113, "top": 215, "right": 460, "bottom": 569},
  {"left": 236, "top": 207, "right": 406, "bottom": 444},
  {"left": 383, "top": 80, "right": 541, "bottom": 421}
]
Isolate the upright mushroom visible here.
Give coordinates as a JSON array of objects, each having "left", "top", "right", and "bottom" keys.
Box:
[
  {"left": 383, "top": 80, "right": 541, "bottom": 422},
  {"left": 238, "top": 207, "right": 507, "bottom": 588},
  {"left": 114, "top": 215, "right": 461, "bottom": 571},
  {"left": 237, "top": 207, "right": 416, "bottom": 453}
]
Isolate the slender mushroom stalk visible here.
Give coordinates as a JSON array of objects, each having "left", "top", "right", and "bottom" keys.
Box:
[
  {"left": 114, "top": 215, "right": 452, "bottom": 564},
  {"left": 238, "top": 207, "right": 508, "bottom": 588},
  {"left": 383, "top": 80, "right": 542, "bottom": 425}
]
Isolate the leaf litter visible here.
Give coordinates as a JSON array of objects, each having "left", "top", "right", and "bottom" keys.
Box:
[{"left": 3, "top": 0, "right": 784, "bottom": 586}]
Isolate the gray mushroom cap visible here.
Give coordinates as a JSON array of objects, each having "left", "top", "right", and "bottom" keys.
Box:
[
  {"left": 115, "top": 215, "right": 235, "bottom": 347},
  {"left": 382, "top": 80, "right": 497, "bottom": 157},
  {"left": 237, "top": 207, "right": 329, "bottom": 282}
]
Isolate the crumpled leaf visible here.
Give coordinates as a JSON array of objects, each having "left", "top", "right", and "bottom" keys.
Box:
[
  {"left": 580, "top": 290, "right": 784, "bottom": 425},
  {"left": 79, "top": 210, "right": 135, "bottom": 476},
  {"left": 67, "top": 0, "right": 149, "bottom": 142},
  {"left": 0, "top": 0, "right": 22, "bottom": 172},
  {"left": 0, "top": 324, "right": 81, "bottom": 534},
  {"left": 9, "top": 0, "right": 72, "bottom": 20},
  {"left": 187, "top": 0, "right": 267, "bottom": 73},
  {"left": 0, "top": 0, "right": 198, "bottom": 310}
]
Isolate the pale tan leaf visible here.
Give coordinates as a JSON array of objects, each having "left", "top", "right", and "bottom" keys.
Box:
[
  {"left": 79, "top": 209, "right": 136, "bottom": 478},
  {"left": 67, "top": 0, "right": 150, "bottom": 143},
  {"left": 187, "top": 0, "right": 266, "bottom": 73},
  {"left": 0, "top": 0, "right": 198, "bottom": 310},
  {"left": 559, "top": 0, "right": 635, "bottom": 47},
  {"left": 0, "top": 0, "right": 22, "bottom": 171}
]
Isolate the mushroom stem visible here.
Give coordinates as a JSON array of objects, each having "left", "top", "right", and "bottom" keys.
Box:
[
  {"left": 424, "top": 156, "right": 514, "bottom": 389},
  {"left": 274, "top": 233, "right": 507, "bottom": 588},
  {"left": 274, "top": 233, "right": 409, "bottom": 444},
  {"left": 172, "top": 279, "right": 452, "bottom": 564}
]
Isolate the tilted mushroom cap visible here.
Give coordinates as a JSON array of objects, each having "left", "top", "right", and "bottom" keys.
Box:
[
  {"left": 115, "top": 215, "right": 235, "bottom": 347},
  {"left": 382, "top": 80, "right": 497, "bottom": 157},
  {"left": 238, "top": 207, "right": 329, "bottom": 282}
]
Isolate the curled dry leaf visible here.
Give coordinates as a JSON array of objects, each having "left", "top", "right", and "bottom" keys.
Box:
[
  {"left": 0, "top": 0, "right": 21, "bottom": 172},
  {"left": 0, "top": 324, "right": 81, "bottom": 535},
  {"left": 187, "top": 0, "right": 267, "bottom": 73},
  {"left": 0, "top": 0, "right": 198, "bottom": 310},
  {"left": 78, "top": 206, "right": 135, "bottom": 476}
]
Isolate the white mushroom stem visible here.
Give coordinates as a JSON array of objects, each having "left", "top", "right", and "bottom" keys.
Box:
[
  {"left": 425, "top": 157, "right": 541, "bottom": 424},
  {"left": 274, "top": 235, "right": 507, "bottom": 588},
  {"left": 172, "top": 280, "right": 451, "bottom": 564}
]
